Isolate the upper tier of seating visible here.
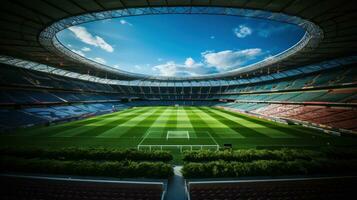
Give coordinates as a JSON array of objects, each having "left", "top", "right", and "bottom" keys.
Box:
[
  {"left": 222, "top": 88, "right": 357, "bottom": 103},
  {"left": 1, "top": 63, "right": 356, "bottom": 98},
  {"left": 223, "top": 65, "right": 357, "bottom": 93},
  {"left": 0, "top": 89, "right": 122, "bottom": 105},
  {"left": 0, "top": 63, "right": 116, "bottom": 92}
]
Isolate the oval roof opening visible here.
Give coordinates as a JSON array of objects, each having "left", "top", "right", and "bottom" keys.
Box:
[{"left": 57, "top": 14, "right": 305, "bottom": 78}]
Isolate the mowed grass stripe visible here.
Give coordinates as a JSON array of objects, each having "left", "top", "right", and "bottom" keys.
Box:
[
  {"left": 185, "top": 107, "right": 223, "bottom": 145},
  {"left": 180, "top": 107, "right": 197, "bottom": 138},
  {"left": 208, "top": 107, "right": 295, "bottom": 138},
  {"left": 52, "top": 107, "right": 151, "bottom": 137},
  {"left": 68, "top": 107, "right": 151, "bottom": 138},
  {"left": 119, "top": 107, "right": 172, "bottom": 139},
  {"left": 199, "top": 107, "right": 268, "bottom": 138},
  {"left": 189, "top": 107, "right": 245, "bottom": 138},
  {"left": 160, "top": 107, "right": 178, "bottom": 138},
  {"left": 165, "top": 107, "right": 178, "bottom": 129},
  {"left": 162, "top": 107, "right": 178, "bottom": 139},
  {"left": 213, "top": 107, "right": 326, "bottom": 138},
  {"left": 23, "top": 108, "right": 136, "bottom": 137},
  {"left": 96, "top": 107, "right": 163, "bottom": 138},
  {"left": 136, "top": 107, "right": 175, "bottom": 146},
  {"left": 137, "top": 107, "right": 172, "bottom": 139}
]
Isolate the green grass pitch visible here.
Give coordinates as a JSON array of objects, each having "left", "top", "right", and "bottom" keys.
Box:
[{"left": 1, "top": 106, "right": 357, "bottom": 150}]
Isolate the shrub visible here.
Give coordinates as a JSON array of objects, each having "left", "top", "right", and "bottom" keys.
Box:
[
  {"left": 0, "top": 147, "right": 173, "bottom": 162},
  {"left": 183, "top": 149, "right": 322, "bottom": 163},
  {"left": 0, "top": 156, "right": 173, "bottom": 179},
  {"left": 181, "top": 159, "right": 357, "bottom": 178}
]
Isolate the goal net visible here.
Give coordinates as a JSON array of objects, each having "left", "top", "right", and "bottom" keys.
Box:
[{"left": 137, "top": 130, "right": 219, "bottom": 152}]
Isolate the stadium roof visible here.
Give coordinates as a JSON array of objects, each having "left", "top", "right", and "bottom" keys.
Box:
[{"left": 0, "top": 0, "right": 356, "bottom": 81}]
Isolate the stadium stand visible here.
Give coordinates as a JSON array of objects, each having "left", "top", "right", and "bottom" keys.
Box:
[{"left": 1, "top": 58, "right": 356, "bottom": 134}]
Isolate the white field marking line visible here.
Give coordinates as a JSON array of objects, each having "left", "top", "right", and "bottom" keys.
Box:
[
  {"left": 137, "top": 145, "right": 220, "bottom": 147},
  {"left": 137, "top": 107, "right": 170, "bottom": 146},
  {"left": 204, "top": 130, "right": 219, "bottom": 146},
  {"left": 137, "top": 130, "right": 153, "bottom": 147}
]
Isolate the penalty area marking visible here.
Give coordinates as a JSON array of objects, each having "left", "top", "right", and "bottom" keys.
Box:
[{"left": 166, "top": 130, "right": 190, "bottom": 140}]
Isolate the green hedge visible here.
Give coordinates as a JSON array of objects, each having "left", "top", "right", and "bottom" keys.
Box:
[
  {"left": 182, "top": 159, "right": 357, "bottom": 178},
  {"left": 0, "top": 156, "right": 173, "bottom": 179},
  {"left": 183, "top": 149, "right": 322, "bottom": 162},
  {"left": 0, "top": 147, "right": 173, "bottom": 162}
]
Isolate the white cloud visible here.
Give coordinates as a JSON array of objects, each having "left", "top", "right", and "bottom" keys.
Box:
[
  {"left": 68, "top": 26, "right": 114, "bottom": 52},
  {"left": 120, "top": 19, "right": 133, "bottom": 26},
  {"left": 184, "top": 57, "right": 195, "bottom": 67},
  {"left": 152, "top": 57, "right": 213, "bottom": 77},
  {"left": 134, "top": 65, "right": 141, "bottom": 69},
  {"left": 152, "top": 48, "right": 263, "bottom": 77},
  {"left": 233, "top": 25, "right": 252, "bottom": 38},
  {"left": 202, "top": 48, "right": 262, "bottom": 70},
  {"left": 71, "top": 49, "right": 85, "bottom": 57},
  {"left": 92, "top": 57, "right": 106, "bottom": 64},
  {"left": 153, "top": 61, "right": 196, "bottom": 77},
  {"left": 257, "top": 24, "right": 292, "bottom": 38},
  {"left": 81, "top": 47, "right": 91, "bottom": 52}
]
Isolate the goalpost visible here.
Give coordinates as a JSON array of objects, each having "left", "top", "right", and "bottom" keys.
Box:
[
  {"left": 137, "top": 144, "right": 219, "bottom": 152},
  {"left": 137, "top": 130, "right": 220, "bottom": 152}
]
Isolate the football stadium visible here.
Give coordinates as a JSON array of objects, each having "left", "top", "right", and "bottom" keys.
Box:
[{"left": 0, "top": 0, "right": 357, "bottom": 199}]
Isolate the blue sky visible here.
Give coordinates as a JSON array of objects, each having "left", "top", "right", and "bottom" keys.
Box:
[{"left": 57, "top": 14, "right": 305, "bottom": 77}]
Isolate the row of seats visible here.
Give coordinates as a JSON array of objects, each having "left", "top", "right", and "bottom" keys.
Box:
[
  {"left": 1, "top": 175, "right": 164, "bottom": 200},
  {"left": 188, "top": 176, "right": 357, "bottom": 200}
]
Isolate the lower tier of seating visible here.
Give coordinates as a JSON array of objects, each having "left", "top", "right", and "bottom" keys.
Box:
[
  {"left": 254, "top": 104, "right": 357, "bottom": 132},
  {"left": 218, "top": 102, "right": 357, "bottom": 133},
  {"left": 0, "top": 102, "right": 129, "bottom": 131},
  {"left": 188, "top": 176, "right": 357, "bottom": 200}
]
